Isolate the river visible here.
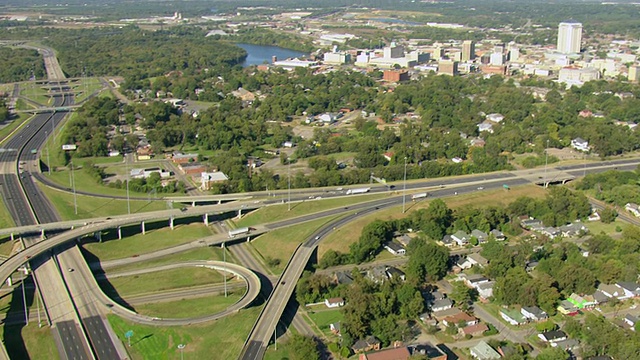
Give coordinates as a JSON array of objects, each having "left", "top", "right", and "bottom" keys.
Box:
[{"left": 235, "top": 43, "right": 307, "bottom": 67}]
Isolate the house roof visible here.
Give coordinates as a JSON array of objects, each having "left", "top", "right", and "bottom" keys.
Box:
[
  {"left": 467, "top": 253, "right": 489, "bottom": 266},
  {"left": 326, "top": 297, "right": 344, "bottom": 304},
  {"left": 617, "top": 282, "right": 640, "bottom": 292},
  {"left": 470, "top": 341, "right": 501, "bottom": 359},
  {"left": 409, "top": 343, "right": 445, "bottom": 358},
  {"left": 463, "top": 323, "right": 488, "bottom": 335},
  {"left": 432, "top": 298, "right": 453, "bottom": 309},
  {"left": 471, "top": 229, "right": 488, "bottom": 239},
  {"left": 385, "top": 241, "right": 405, "bottom": 252},
  {"left": 452, "top": 230, "right": 469, "bottom": 239},
  {"left": 522, "top": 306, "right": 547, "bottom": 318},
  {"left": 540, "top": 330, "right": 567, "bottom": 341},
  {"left": 363, "top": 346, "right": 411, "bottom": 360},
  {"left": 625, "top": 314, "right": 639, "bottom": 324},
  {"left": 501, "top": 308, "right": 526, "bottom": 322},
  {"left": 444, "top": 312, "right": 477, "bottom": 324}
]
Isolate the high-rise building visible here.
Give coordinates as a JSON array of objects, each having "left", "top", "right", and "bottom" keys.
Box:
[
  {"left": 462, "top": 40, "right": 475, "bottom": 62},
  {"left": 438, "top": 60, "right": 458, "bottom": 76},
  {"left": 557, "top": 20, "right": 583, "bottom": 54}
]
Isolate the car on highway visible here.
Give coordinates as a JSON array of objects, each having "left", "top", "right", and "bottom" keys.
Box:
[
  {"left": 67, "top": 268, "right": 74, "bottom": 272},
  {"left": 477, "top": 186, "right": 484, "bottom": 190},
  {"left": 315, "top": 236, "right": 320, "bottom": 240},
  {"left": 180, "top": 207, "right": 188, "bottom": 212}
]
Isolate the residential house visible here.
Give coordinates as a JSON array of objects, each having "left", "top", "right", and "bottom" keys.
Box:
[
  {"left": 579, "top": 109, "right": 593, "bottom": 117},
  {"left": 520, "top": 218, "right": 543, "bottom": 229},
  {"left": 560, "top": 222, "right": 588, "bottom": 237},
  {"left": 571, "top": 137, "right": 590, "bottom": 152},
  {"left": 172, "top": 152, "right": 199, "bottom": 164},
  {"left": 358, "top": 346, "right": 410, "bottom": 360},
  {"left": 451, "top": 230, "right": 470, "bottom": 246},
  {"left": 471, "top": 229, "right": 489, "bottom": 243},
  {"left": 540, "top": 227, "right": 560, "bottom": 239},
  {"left": 588, "top": 211, "right": 601, "bottom": 221},
  {"left": 458, "top": 273, "right": 490, "bottom": 288},
  {"left": 442, "top": 312, "right": 478, "bottom": 327},
  {"left": 456, "top": 257, "right": 474, "bottom": 270},
  {"left": 383, "top": 152, "right": 394, "bottom": 161},
  {"left": 476, "top": 281, "right": 495, "bottom": 300},
  {"left": 625, "top": 314, "right": 639, "bottom": 330},
  {"left": 462, "top": 323, "right": 488, "bottom": 337},
  {"left": 201, "top": 171, "right": 229, "bottom": 190},
  {"left": 616, "top": 282, "right": 640, "bottom": 298},
  {"left": 384, "top": 241, "right": 406, "bottom": 256},
  {"left": 334, "top": 271, "right": 354, "bottom": 285},
  {"left": 557, "top": 300, "right": 579, "bottom": 315},
  {"left": 386, "top": 267, "right": 406, "bottom": 282},
  {"left": 525, "top": 261, "right": 539, "bottom": 273},
  {"left": 330, "top": 322, "right": 341, "bottom": 336},
  {"left": 521, "top": 306, "right": 548, "bottom": 321},
  {"left": 352, "top": 336, "right": 381, "bottom": 353},
  {"left": 431, "top": 298, "right": 453, "bottom": 312},
  {"left": 318, "top": 113, "right": 337, "bottom": 123},
  {"left": 477, "top": 122, "right": 494, "bottom": 133},
  {"left": 439, "top": 235, "right": 455, "bottom": 247},
  {"left": 470, "top": 138, "right": 486, "bottom": 147},
  {"left": 598, "top": 283, "right": 632, "bottom": 300},
  {"left": 179, "top": 163, "right": 206, "bottom": 176},
  {"left": 538, "top": 330, "right": 568, "bottom": 343},
  {"left": 567, "top": 293, "right": 597, "bottom": 310},
  {"left": 552, "top": 338, "right": 580, "bottom": 350},
  {"left": 500, "top": 308, "right": 527, "bottom": 326},
  {"left": 325, "top": 297, "right": 345, "bottom": 308},
  {"left": 395, "top": 234, "right": 413, "bottom": 248},
  {"left": 419, "top": 313, "right": 438, "bottom": 327},
  {"left": 467, "top": 253, "right": 489, "bottom": 268},
  {"left": 432, "top": 307, "right": 462, "bottom": 321},
  {"left": 367, "top": 266, "right": 388, "bottom": 283},
  {"left": 486, "top": 113, "right": 505, "bottom": 123},
  {"left": 625, "top": 203, "right": 640, "bottom": 217},
  {"left": 429, "top": 290, "right": 446, "bottom": 302},
  {"left": 409, "top": 343, "right": 446, "bottom": 360},
  {"left": 470, "top": 340, "right": 501, "bottom": 360},
  {"left": 487, "top": 230, "right": 504, "bottom": 241},
  {"left": 452, "top": 157, "right": 463, "bottom": 164},
  {"left": 592, "top": 290, "right": 611, "bottom": 304}
]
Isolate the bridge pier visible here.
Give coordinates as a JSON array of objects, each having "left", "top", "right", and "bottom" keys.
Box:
[
  {"left": 5, "top": 277, "right": 11, "bottom": 287},
  {"left": 95, "top": 231, "right": 102, "bottom": 242},
  {"left": 218, "top": 200, "right": 222, "bottom": 205},
  {"left": 192, "top": 201, "right": 196, "bottom": 207},
  {"left": 10, "top": 233, "right": 14, "bottom": 242},
  {"left": 40, "top": 229, "right": 45, "bottom": 240},
  {"left": 169, "top": 216, "right": 174, "bottom": 230},
  {"left": 117, "top": 226, "right": 122, "bottom": 240},
  {"left": 237, "top": 209, "right": 242, "bottom": 219},
  {"left": 203, "top": 213, "right": 209, "bottom": 226},
  {"left": 141, "top": 221, "right": 146, "bottom": 235}
]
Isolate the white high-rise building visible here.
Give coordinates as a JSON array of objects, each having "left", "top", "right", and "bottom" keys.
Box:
[{"left": 557, "top": 20, "right": 583, "bottom": 54}]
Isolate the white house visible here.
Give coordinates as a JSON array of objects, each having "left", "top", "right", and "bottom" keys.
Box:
[
  {"left": 571, "top": 137, "right": 590, "bottom": 152},
  {"left": 451, "top": 230, "right": 470, "bottom": 246},
  {"left": 616, "top": 282, "right": 640, "bottom": 298},
  {"left": 431, "top": 298, "right": 453, "bottom": 312},
  {"left": 384, "top": 242, "right": 406, "bottom": 256},
  {"left": 624, "top": 314, "right": 639, "bottom": 330},
  {"left": 470, "top": 341, "right": 501, "bottom": 360},
  {"left": 521, "top": 306, "right": 548, "bottom": 321},
  {"left": 325, "top": 297, "right": 345, "bottom": 308},
  {"left": 538, "top": 330, "right": 567, "bottom": 343},
  {"left": 486, "top": 113, "right": 505, "bottom": 123},
  {"left": 490, "top": 229, "right": 506, "bottom": 241},
  {"left": 477, "top": 122, "right": 494, "bottom": 133},
  {"left": 201, "top": 171, "right": 229, "bottom": 190},
  {"left": 476, "top": 281, "right": 495, "bottom": 300},
  {"left": 625, "top": 203, "right": 640, "bottom": 217},
  {"left": 500, "top": 308, "right": 527, "bottom": 326}
]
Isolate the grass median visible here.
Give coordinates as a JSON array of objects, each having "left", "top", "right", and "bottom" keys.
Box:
[
  {"left": 85, "top": 222, "right": 215, "bottom": 261},
  {"left": 102, "top": 267, "right": 230, "bottom": 298},
  {"left": 133, "top": 290, "right": 245, "bottom": 318},
  {"left": 107, "top": 306, "right": 261, "bottom": 359},
  {"left": 249, "top": 215, "right": 341, "bottom": 275},
  {"left": 234, "top": 193, "right": 389, "bottom": 228}
]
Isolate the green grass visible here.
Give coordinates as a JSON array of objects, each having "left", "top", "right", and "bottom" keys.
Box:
[
  {"left": 107, "top": 306, "right": 261, "bottom": 359},
  {"left": 133, "top": 290, "right": 245, "bottom": 318},
  {"left": 0, "top": 198, "right": 15, "bottom": 230},
  {"left": 585, "top": 219, "right": 623, "bottom": 236},
  {"left": 234, "top": 193, "right": 388, "bottom": 228},
  {"left": 0, "top": 113, "right": 33, "bottom": 145},
  {"left": 103, "top": 247, "right": 226, "bottom": 273},
  {"left": 307, "top": 309, "right": 343, "bottom": 336},
  {"left": 19, "top": 83, "right": 52, "bottom": 106},
  {"left": 4, "top": 323, "right": 59, "bottom": 360},
  {"left": 0, "top": 237, "right": 16, "bottom": 257},
  {"left": 72, "top": 78, "right": 105, "bottom": 103},
  {"left": 103, "top": 267, "right": 229, "bottom": 297},
  {"left": 37, "top": 182, "right": 175, "bottom": 220},
  {"left": 250, "top": 215, "right": 340, "bottom": 275},
  {"left": 85, "top": 222, "right": 215, "bottom": 261}
]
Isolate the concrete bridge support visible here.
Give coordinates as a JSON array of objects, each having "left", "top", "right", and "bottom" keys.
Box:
[
  {"left": 169, "top": 216, "right": 174, "bottom": 230},
  {"left": 237, "top": 209, "right": 242, "bottom": 219},
  {"left": 10, "top": 233, "right": 14, "bottom": 242},
  {"left": 95, "top": 231, "right": 102, "bottom": 242},
  {"left": 141, "top": 221, "right": 146, "bottom": 235},
  {"left": 203, "top": 213, "right": 209, "bottom": 226},
  {"left": 40, "top": 229, "right": 45, "bottom": 240},
  {"left": 117, "top": 226, "right": 122, "bottom": 240}
]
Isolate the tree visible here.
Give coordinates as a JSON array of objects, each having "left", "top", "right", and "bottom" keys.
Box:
[
  {"left": 288, "top": 334, "right": 320, "bottom": 360},
  {"left": 536, "top": 347, "right": 570, "bottom": 360},
  {"left": 406, "top": 239, "right": 450, "bottom": 283},
  {"left": 600, "top": 207, "right": 617, "bottom": 223},
  {"left": 449, "top": 282, "right": 473, "bottom": 309},
  {"left": 349, "top": 220, "right": 391, "bottom": 263}
]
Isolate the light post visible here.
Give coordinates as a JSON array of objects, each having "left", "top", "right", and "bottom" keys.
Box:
[
  {"left": 222, "top": 242, "right": 227, "bottom": 297},
  {"left": 21, "top": 269, "right": 28, "bottom": 325},
  {"left": 544, "top": 139, "right": 549, "bottom": 188},
  {"left": 177, "top": 344, "right": 185, "bottom": 360},
  {"left": 402, "top": 157, "right": 407, "bottom": 213},
  {"left": 287, "top": 157, "right": 291, "bottom": 211},
  {"left": 126, "top": 155, "right": 131, "bottom": 215},
  {"left": 71, "top": 161, "right": 77, "bottom": 215},
  {"left": 45, "top": 131, "right": 51, "bottom": 175}
]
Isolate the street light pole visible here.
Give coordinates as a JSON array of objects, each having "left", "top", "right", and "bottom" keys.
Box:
[
  {"left": 287, "top": 157, "right": 291, "bottom": 211},
  {"left": 21, "top": 270, "right": 28, "bottom": 325},
  {"left": 222, "top": 242, "right": 227, "bottom": 297},
  {"left": 544, "top": 139, "right": 549, "bottom": 188},
  {"left": 71, "top": 161, "right": 77, "bottom": 215},
  {"left": 126, "top": 155, "right": 131, "bottom": 215},
  {"left": 177, "top": 344, "right": 185, "bottom": 360},
  {"left": 402, "top": 157, "right": 407, "bottom": 213},
  {"left": 45, "top": 131, "right": 51, "bottom": 175}
]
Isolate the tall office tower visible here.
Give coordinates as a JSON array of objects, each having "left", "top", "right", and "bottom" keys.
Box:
[
  {"left": 461, "top": 40, "right": 475, "bottom": 62},
  {"left": 629, "top": 65, "right": 640, "bottom": 82},
  {"left": 557, "top": 20, "right": 583, "bottom": 54}
]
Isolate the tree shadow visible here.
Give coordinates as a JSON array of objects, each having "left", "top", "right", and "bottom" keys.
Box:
[{"left": 79, "top": 247, "right": 135, "bottom": 312}]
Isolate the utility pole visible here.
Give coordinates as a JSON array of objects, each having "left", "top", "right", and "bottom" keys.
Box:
[
  {"left": 126, "top": 155, "right": 131, "bottom": 215},
  {"left": 45, "top": 131, "right": 51, "bottom": 175},
  {"left": 21, "top": 270, "right": 28, "bottom": 325},
  {"left": 222, "top": 242, "right": 227, "bottom": 297},
  {"left": 402, "top": 157, "right": 407, "bottom": 213}
]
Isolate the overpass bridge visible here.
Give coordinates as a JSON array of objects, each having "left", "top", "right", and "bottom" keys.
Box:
[{"left": 14, "top": 105, "right": 81, "bottom": 114}]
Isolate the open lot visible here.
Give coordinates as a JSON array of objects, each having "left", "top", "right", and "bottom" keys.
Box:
[
  {"left": 307, "top": 309, "right": 343, "bottom": 337},
  {"left": 107, "top": 307, "right": 261, "bottom": 359},
  {"left": 103, "top": 247, "right": 227, "bottom": 274},
  {"left": 133, "top": 290, "right": 245, "bottom": 318}
]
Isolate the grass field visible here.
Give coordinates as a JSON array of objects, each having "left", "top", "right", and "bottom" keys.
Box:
[
  {"left": 107, "top": 306, "right": 261, "bottom": 359},
  {"left": 0, "top": 237, "right": 17, "bottom": 257},
  {"left": 85, "top": 222, "right": 215, "bottom": 261},
  {"left": 104, "top": 247, "right": 227, "bottom": 273},
  {"left": 20, "top": 84, "right": 52, "bottom": 106},
  {"left": 104, "top": 267, "right": 229, "bottom": 297},
  {"left": 37, "top": 182, "right": 174, "bottom": 220},
  {"left": 0, "top": 113, "right": 33, "bottom": 145},
  {"left": 250, "top": 216, "right": 340, "bottom": 275},
  {"left": 4, "top": 323, "right": 59, "bottom": 360},
  {"left": 133, "top": 290, "right": 245, "bottom": 318},
  {"left": 72, "top": 78, "right": 105, "bottom": 103},
  {"left": 0, "top": 198, "right": 15, "bottom": 230},
  {"left": 234, "top": 193, "right": 388, "bottom": 228},
  {"left": 307, "top": 309, "right": 343, "bottom": 336},
  {"left": 318, "top": 185, "right": 548, "bottom": 258},
  {"left": 585, "top": 218, "right": 623, "bottom": 236}
]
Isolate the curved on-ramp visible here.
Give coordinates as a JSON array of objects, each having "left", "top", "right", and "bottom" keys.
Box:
[{"left": 94, "top": 261, "right": 261, "bottom": 326}]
